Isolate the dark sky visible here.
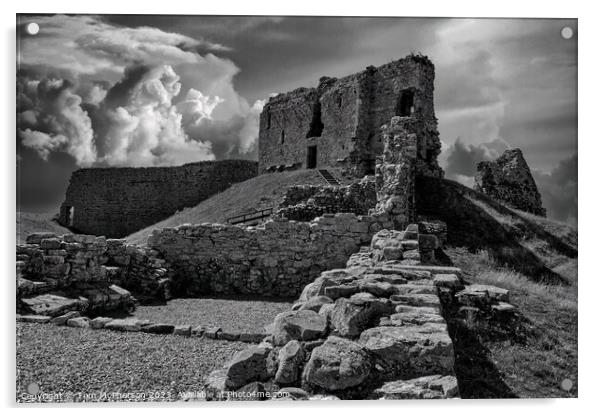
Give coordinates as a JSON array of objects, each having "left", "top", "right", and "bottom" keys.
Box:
[{"left": 16, "top": 15, "right": 577, "bottom": 224}]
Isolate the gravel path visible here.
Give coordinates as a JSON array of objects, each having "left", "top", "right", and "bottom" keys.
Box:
[
  {"left": 132, "top": 298, "right": 293, "bottom": 333},
  {"left": 16, "top": 322, "right": 247, "bottom": 402}
]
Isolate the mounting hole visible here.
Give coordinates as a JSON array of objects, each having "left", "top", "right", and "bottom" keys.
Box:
[
  {"left": 561, "top": 378, "right": 573, "bottom": 391},
  {"left": 26, "top": 22, "right": 39, "bottom": 35},
  {"left": 561, "top": 26, "right": 573, "bottom": 40}
]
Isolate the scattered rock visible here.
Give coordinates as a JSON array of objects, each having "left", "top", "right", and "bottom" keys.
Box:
[
  {"left": 275, "top": 340, "right": 305, "bottom": 385},
  {"left": 274, "top": 387, "right": 309, "bottom": 401},
  {"left": 67, "top": 317, "right": 90, "bottom": 328},
  {"left": 225, "top": 345, "right": 272, "bottom": 389},
  {"left": 235, "top": 381, "right": 268, "bottom": 401},
  {"left": 20, "top": 294, "right": 82, "bottom": 317},
  {"left": 272, "top": 310, "right": 327, "bottom": 346},
  {"left": 204, "top": 327, "right": 222, "bottom": 339},
  {"left": 191, "top": 325, "right": 205, "bottom": 337},
  {"left": 17, "top": 315, "right": 51, "bottom": 323},
  {"left": 173, "top": 325, "right": 192, "bottom": 336},
  {"left": 303, "top": 336, "right": 372, "bottom": 391},
  {"left": 104, "top": 318, "right": 145, "bottom": 332},
  {"left": 372, "top": 375, "right": 459, "bottom": 399},
  {"left": 89, "top": 317, "right": 113, "bottom": 329},
  {"left": 456, "top": 284, "right": 510, "bottom": 307},
  {"left": 50, "top": 311, "right": 80, "bottom": 325}
]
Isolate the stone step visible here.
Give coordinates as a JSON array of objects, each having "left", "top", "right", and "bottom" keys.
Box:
[{"left": 375, "top": 265, "right": 462, "bottom": 277}]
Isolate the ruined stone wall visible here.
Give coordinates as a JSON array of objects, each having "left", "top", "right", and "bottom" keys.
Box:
[
  {"left": 205, "top": 225, "right": 462, "bottom": 400},
  {"left": 58, "top": 160, "right": 258, "bottom": 238},
  {"left": 258, "top": 54, "right": 443, "bottom": 178},
  {"left": 474, "top": 148, "right": 546, "bottom": 216},
  {"left": 372, "top": 117, "right": 418, "bottom": 230},
  {"left": 148, "top": 214, "right": 384, "bottom": 298},
  {"left": 276, "top": 177, "right": 377, "bottom": 222},
  {"left": 18, "top": 232, "right": 169, "bottom": 299}
]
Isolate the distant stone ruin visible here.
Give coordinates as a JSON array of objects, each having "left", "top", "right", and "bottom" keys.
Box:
[
  {"left": 58, "top": 160, "right": 258, "bottom": 238},
  {"left": 258, "top": 54, "right": 443, "bottom": 179},
  {"left": 474, "top": 149, "right": 546, "bottom": 216}
]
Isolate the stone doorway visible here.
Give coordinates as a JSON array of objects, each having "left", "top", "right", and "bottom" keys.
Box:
[{"left": 307, "top": 145, "right": 317, "bottom": 169}]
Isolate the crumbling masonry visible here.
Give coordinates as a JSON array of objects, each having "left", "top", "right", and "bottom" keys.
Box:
[
  {"left": 258, "top": 54, "right": 443, "bottom": 179},
  {"left": 58, "top": 160, "right": 258, "bottom": 238}
]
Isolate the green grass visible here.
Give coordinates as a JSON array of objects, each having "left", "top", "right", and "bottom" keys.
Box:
[{"left": 126, "top": 169, "right": 344, "bottom": 245}]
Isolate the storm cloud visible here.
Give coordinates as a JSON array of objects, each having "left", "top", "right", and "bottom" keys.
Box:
[{"left": 17, "top": 15, "right": 577, "bottom": 220}]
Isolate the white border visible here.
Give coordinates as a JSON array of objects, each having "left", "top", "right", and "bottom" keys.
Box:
[{"left": 2, "top": 0, "right": 598, "bottom": 414}]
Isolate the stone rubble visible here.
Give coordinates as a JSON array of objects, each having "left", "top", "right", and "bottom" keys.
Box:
[{"left": 203, "top": 225, "right": 468, "bottom": 400}]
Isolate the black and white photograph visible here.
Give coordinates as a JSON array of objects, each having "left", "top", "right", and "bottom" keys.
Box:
[{"left": 12, "top": 6, "right": 583, "bottom": 405}]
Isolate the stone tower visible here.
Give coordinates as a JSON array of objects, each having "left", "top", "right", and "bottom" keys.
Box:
[{"left": 258, "top": 54, "right": 443, "bottom": 179}]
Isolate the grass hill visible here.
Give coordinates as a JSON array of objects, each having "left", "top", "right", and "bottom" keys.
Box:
[
  {"left": 16, "top": 212, "right": 72, "bottom": 245},
  {"left": 415, "top": 176, "right": 577, "bottom": 398},
  {"left": 126, "top": 170, "right": 347, "bottom": 245}
]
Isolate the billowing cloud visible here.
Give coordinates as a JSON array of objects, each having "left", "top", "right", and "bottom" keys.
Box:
[
  {"left": 532, "top": 154, "right": 577, "bottom": 225},
  {"left": 17, "top": 14, "right": 267, "bottom": 168},
  {"left": 93, "top": 65, "right": 215, "bottom": 166},
  {"left": 442, "top": 138, "right": 510, "bottom": 186},
  {"left": 178, "top": 91, "right": 265, "bottom": 159},
  {"left": 17, "top": 77, "right": 96, "bottom": 166}
]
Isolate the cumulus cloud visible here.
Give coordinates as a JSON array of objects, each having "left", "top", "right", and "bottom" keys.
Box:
[
  {"left": 94, "top": 65, "right": 215, "bottom": 166},
  {"left": 442, "top": 138, "right": 510, "bottom": 186},
  {"left": 178, "top": 91, "right": 265, "bottom": 159},
  {"left": 17, "top": 77, "right": 96, "bottom": 166},
  {"left": 17, "top": 14, "right": 267, "bottom": 167}
]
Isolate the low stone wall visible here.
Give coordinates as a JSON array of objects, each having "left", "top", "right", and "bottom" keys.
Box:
[
  {"left": 17, "top": 232, "right": 170, "bottom": 316},
  {"left": 276, "top": 178, "right": 376, "bottom": 222},
  {"left": 148, "top": 214, "right": 385, "bottom": 298},
  {"left": 203, "top": 225, "right": 465, "bottom": 400}
]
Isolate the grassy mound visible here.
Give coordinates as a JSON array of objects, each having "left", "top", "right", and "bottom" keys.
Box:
[
  {"left": 415, "top": 177, "right": 578, "bottom": 398},
  {"left": 126, "top": 169, "right": 342, "bottom": 245},
  {"left": 16, "top": 212, "right": 71, "bottom": 244}
]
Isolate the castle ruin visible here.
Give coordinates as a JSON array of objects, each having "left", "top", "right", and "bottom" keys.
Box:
[
  {"left": 58, "top": 160, "right": 257, "bottom": 238},
  {"left": 258, "top": 54, "right": 443, "bottom": 179}
]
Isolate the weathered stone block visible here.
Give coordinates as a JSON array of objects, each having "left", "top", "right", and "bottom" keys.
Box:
[
  {"left": 225, "top": 345, "right": 272, "bottom": 389},
  {"left": 50, "top": 311, "right": 81, "bottom": 325},
  {"left": 359, "top": 324, "right": 454, "bottom": 379},
  {"left": 272, "top": 310, "right": 327, "bottom": 346},
  {"left": 371, "top": 375, "right": 459, "bottom": 399},
  {"left": 275, "top": 340, "right": 305, "bottom": 385},
  {"left": 90, "top": 317, "right": 114, "bottom": 329},
  {"left": 303, "top": 336, "right": 371, "bottom": 391}
]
